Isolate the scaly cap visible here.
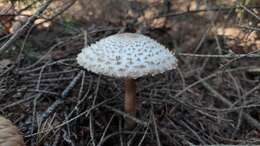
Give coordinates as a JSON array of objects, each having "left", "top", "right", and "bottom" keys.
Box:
[{"left": 77, "top": 33, "right": 177, "bottom": 79}]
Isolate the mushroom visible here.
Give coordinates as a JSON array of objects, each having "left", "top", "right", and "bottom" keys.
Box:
[
  {"left": 77, "top": 33, "right": 177, "bottom": 128},
  {"left": 0, "top": 116, "right": 26, "bottom": 146}
]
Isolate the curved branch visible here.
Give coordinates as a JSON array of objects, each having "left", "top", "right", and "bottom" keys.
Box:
[{"left": 0, "top": 0, "right": 53, "bottom": 53}]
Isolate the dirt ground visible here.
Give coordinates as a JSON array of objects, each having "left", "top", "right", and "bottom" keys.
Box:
[{"left": 0, "top": 0, "right": 260, "bottom": 145}]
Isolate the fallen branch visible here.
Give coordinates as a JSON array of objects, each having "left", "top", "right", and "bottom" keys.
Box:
[
  {"left": 198, "top": 77, "right": 260, "bottom": 131},
  {"left": 163, "top": 5, "right": 260, "bottom": 18},
  {"left": 178, "top": 53, "right": 260, "bottom": 58},
  {"left": 0, "top": 0, "right": 53, "bottom": 53},
  {"left": 40, "top": 71, "right": 83, "bottom": 122}
]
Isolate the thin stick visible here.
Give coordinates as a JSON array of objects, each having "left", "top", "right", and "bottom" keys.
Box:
[
  {"left": 152, "top": 112, "right": 162, "bottom": 146},
  {"left": 89, "top": 76, "right": 101, "bottom": 146},
  {"left": 97, "top": 114, "right": 115, "bottom": 146},
  {"left": 104, "top": 105, "right": 148, "bottom": 126},
  {"left": 178, "top": 53, "right": 260, "bottom": 58}
]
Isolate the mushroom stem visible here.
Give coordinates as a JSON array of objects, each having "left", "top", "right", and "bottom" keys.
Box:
[{"left": 124, "top": 78, "right": 137, "bottom": 128}]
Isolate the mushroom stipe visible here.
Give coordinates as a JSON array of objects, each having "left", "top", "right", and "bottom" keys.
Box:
[{"left": 125, "top": 78, "right": 137, "bottom": 128}]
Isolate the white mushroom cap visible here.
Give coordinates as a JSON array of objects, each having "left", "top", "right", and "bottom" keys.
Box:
[{"left": 77, "top": 33, "right": 177, "bottom": 79}]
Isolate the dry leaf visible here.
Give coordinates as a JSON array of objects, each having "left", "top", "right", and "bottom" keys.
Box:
[
  {"left": 0, "top": 59, "right": 12, "bottom": 69},
  {"left": 217, "top": 27, "right": 260, "bottom": 53},
  {"left": 151, "top": 17, "right": 166, "bottom": 28}
]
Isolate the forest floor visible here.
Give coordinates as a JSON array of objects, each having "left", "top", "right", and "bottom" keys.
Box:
[{"left": 0, "top": 0, "right": 260, "bottom": 145}]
